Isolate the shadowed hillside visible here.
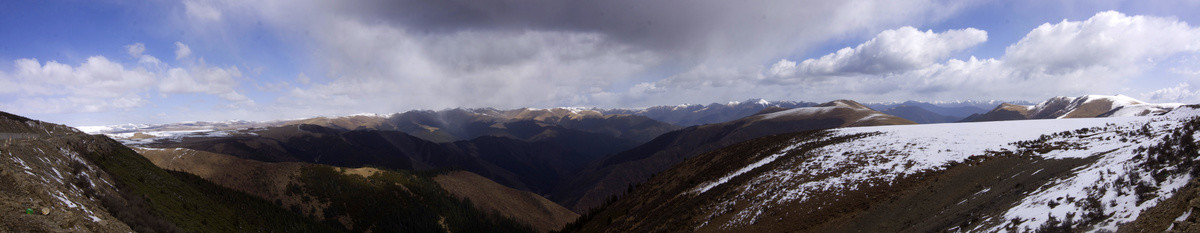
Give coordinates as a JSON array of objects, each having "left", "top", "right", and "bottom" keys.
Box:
[{"left": 553, "top": 100, "right": 915, "bottom": 212}]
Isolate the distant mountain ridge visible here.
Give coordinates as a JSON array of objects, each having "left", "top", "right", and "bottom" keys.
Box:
[
  {"left": 878, "top": 105, "right": 962, "bottom": 124},
  {"left": 865, "top": 100, "right": 999, "bottom": 119},
  {"left": 962, "top": 94, "right": 1182, "bottom": 122},
  {"left": 599, "top": 99, "right": 820, "bottom": 126},
  {"left": 152, "top": 123, "right": 634, "bottom": 195},
  {"left": 79, "top": 98, "right": 1037, "bottom": 134}
]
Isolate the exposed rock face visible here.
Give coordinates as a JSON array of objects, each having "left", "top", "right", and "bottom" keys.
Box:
[{"left": 1, "top": 112, "right": 134, "bottom": 232}]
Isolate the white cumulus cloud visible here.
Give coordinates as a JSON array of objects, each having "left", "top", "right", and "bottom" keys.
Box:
[
  {"left": 0, "top": 42, "right": 253, "bottom": 115},
  {"left": 126, "top": 43, "right": 146, "bottom": 57},
  {"left": 175, "top": 42, "right": 192, "bottom": 60},
  {"left": 1, "top": 56, "right": 155, "bottom": 113},
  {"left": 1142, "top": 83, "right": 1200, "bottom": 103},
  {"left": 1004, "top": 11, "right": 1200, "bottom": 75},
  {"left": 771, "top": 27, "right": 987, "bottom": 78},
  {"left": 638, "top": 11, "right": 1200, "bottom": 104},
  {"left": 160, "top": 61, "right": 247, "bottom": 102}
]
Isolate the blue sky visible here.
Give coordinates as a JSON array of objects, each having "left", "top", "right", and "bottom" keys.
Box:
[{"left": 2, "top": 0, "right": 1200, "bottom": 126}]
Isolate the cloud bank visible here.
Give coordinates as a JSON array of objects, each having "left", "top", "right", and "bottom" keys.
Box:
[
  {"left": 634, "top": 11, "right": 1200, "bottom": 105},
  {"left": 6, "top": 0, "right": 1200, "bottom": 125},
  {"left": 0, "top": 42, "right": 250, "bottom": 114}
]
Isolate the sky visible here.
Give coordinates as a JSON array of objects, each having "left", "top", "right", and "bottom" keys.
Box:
[{"left": 2, "top": 0, "right": 1200, "bottom": 126}]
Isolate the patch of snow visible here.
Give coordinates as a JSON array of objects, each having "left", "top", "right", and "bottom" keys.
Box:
[
  {"left": 51, "top": 167, "right": 63, "bottom": 184},
  {"left": 12, "top": 156, "right": 32, "bottom": 170},
  {"left": 757, "top": 106, "right": 836, "bottom": 120},
  {"left": 348, "top": 112, "right": 382, "bottom": 117},
  {"left": 853, "top": 113, "right": 890, "bottom": 124},
  {"left": 1105, "top": 103, "right": 1185, "bottom": 117},
  {"left": 974, "top": 188, "right": 991, "bottom": 196},
  {"left": 692, "top": 143, "right": 803, "bottom": 194},
  {"left": 51, "top": 190, "right": 77, "bottom": 208}
]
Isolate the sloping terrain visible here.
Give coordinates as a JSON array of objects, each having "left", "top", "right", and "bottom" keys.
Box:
[
  {"left": 435, "top": 171, "right": 580, "bottom": 232},
  {"left": 553, "top": 100, "right": 914, "bottom": 212},
  {"left": 0, "top": 111, "right": 336, "bottom": 233},
  {"left": 962, "top": 103, "right": 1034, "bottom": 122},
  {"left": 138, "top": 148, "right": 569, "bottom": 232},
  {"left": 564, "top": 106, "right": 1200, "bottom": 233},
  {"left": 963, "top": 95, "right": 1180, "bottom": 122},
  {"left": 150, "top": 123, "right": 631, "bottom": 194},
  {"left": 1, "top": 113, "right": 132, "bottom": 232}
]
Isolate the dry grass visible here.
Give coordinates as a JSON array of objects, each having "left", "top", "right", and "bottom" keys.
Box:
[{"left": 435, "top": 171, "right": 579, "bottom": 233}]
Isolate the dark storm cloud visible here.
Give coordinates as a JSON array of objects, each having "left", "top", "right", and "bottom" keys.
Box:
[{"left": 322, "top": 0, "right": 916, "bottom": 64}]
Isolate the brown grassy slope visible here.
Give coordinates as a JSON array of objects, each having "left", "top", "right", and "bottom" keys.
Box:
[
  {"left": 435, "top": 171, "right": 579, "bottom": 232},
  {"left": 137, "top": 148, "right": 574, "bottom": 232},
  {"left": 135, "top": 148, "right": 317, "bottom": 217},
  {"left": 1061, "top": 98, "right": 1140, "bottom": 118},
  {"left": 961, "top": 103, "right": 1031, "bottom": 122}
]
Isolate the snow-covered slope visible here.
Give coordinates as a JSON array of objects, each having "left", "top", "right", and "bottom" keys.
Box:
[
  {"left": 570, "top": 105, "right": 1200, "bottom": 233},
  {"left": 1100, "top": 103, "right": 1186, "bottom": 117},
  {"left": 1028, "top": 94, "right": 1144, "bottom": 119}
]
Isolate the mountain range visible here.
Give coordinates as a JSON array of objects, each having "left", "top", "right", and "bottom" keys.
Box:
[
  {"left": 962, "top": 95, "right": 1183, "bottom": 122},
  {"left": 563, "top": 104, "right": 1200, "bottom": 232},
  {"left": 7, "top": 94, "right": 1197, "bottom": 232}
]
